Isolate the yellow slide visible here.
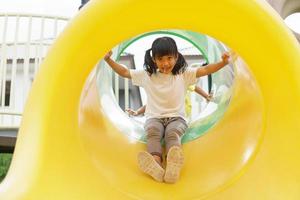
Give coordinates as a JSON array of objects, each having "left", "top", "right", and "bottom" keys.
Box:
[{"left": 1, "top": 0, "right": 300, "bottom": 199}]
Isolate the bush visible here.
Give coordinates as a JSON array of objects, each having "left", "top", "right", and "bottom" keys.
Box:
[{"left": 0, "top": 153, "right": 13, "bottom": 182}]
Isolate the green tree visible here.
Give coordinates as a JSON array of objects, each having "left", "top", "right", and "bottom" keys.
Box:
[{"left": 0, "top": 154, "right": 12, "bottom": 182}]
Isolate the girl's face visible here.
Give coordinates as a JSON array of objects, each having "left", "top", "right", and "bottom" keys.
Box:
[{"left": 153, "top": 54, "right": 178, "bottom": 74}]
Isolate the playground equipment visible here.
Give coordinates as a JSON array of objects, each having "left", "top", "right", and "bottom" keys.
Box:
[
  {"left": 0, "top": 0, "right": 300, "bottom": 199},
  {"left": 267, "top": 0, "right": 300, "bottom": 41}
]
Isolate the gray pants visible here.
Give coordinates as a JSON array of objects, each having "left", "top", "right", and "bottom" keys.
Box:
[{"left": 144, "top": 117, "right": 188, "bottom": 158}]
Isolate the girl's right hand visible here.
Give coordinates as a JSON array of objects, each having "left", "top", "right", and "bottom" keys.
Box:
[
  {"left": 126, "top": 108, "right": 138, "bottom": 116},
  {"left": 104, "top": 50, "right": 113, "bottom": 61}
]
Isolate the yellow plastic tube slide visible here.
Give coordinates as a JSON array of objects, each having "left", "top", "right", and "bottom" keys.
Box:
[{"left": 0, "top": 0, "right": 300, "bottom": 199}]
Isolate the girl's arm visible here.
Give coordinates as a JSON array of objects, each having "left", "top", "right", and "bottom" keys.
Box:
[
  {"left": 194, "top": 86, "right": 213, "bottom": 102},
  {"left": 104, "top": 51, "right": 131, "bottom": 79},
  {"left": 194, "top": 86, "right": 209, "bottom": 99},
  {"left": 196, "top": 52, "right": 230, "bottom": 78}
]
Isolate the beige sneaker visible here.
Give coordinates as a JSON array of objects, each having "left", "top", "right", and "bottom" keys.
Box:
[
  {"left": 137, "top": 151, "right": 165, "bottom": 182},
  {"left": 164, "top": 146, "right": 184, "bottom": 183}
]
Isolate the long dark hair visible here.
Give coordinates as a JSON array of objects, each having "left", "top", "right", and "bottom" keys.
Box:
[{"left": 144, "top": 37, "right": 187, "bottom": 76}]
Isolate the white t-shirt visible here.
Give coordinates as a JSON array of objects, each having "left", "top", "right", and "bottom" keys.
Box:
[{"left": 130, "top": 68, "right": 198, "bottom": 120}]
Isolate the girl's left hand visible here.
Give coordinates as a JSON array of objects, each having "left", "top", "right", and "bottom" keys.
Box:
[
  {"left": 221, "top": 52, "right": 230, "bottom": 64},
  {"left": 206, "top": 92, "right": 213, "bottom": 102}
]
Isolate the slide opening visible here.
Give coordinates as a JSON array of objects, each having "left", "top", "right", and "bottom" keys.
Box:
[{"left": 94, "top": 30, "right": 242, "bottom": 143}]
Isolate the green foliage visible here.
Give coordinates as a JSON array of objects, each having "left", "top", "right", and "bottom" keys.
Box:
[{"left": 0, "top": 153, "right": 12, "bottom": 182}]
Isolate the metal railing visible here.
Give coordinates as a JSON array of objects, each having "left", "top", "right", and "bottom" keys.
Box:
[
  {"left": 0, "top": 13, "right": 144, "bottom": 128},
  {"left": 0, "top": 13, "right": 69, "bottom": 128}
]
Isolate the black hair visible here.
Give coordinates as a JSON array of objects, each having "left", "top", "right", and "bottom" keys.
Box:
[{"left": 144, "top": 37, "right": 187, "bottom": 76}]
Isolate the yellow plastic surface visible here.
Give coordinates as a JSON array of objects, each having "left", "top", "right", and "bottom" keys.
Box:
[{"left": 1, "top": 0, "right": 300, "bottom": 199}]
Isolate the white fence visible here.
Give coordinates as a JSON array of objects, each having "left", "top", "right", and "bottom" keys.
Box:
[
  {"left": 0, "top": 13, "right": 69, "bottom": 128},
  {"left": 0, "top": 13, "right": 147, "bottom": 128}
]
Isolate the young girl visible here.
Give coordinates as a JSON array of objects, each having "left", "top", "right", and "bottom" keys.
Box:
[{"left": 104, "top": 37, "right": 229, "bottom": 183}]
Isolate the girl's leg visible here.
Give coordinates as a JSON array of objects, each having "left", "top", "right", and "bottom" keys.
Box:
[
  {"left": 164, "top": 117, "right": 187, "bottom": 153},
  {"left": 144, "top": 118, "right": 165, "bottom": 164},
  {"left": 137, "top": 118, "right": 165, "bottom": 182},
  {"left": 164, "top": 117, "right": 187, "bottom": 183}
]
